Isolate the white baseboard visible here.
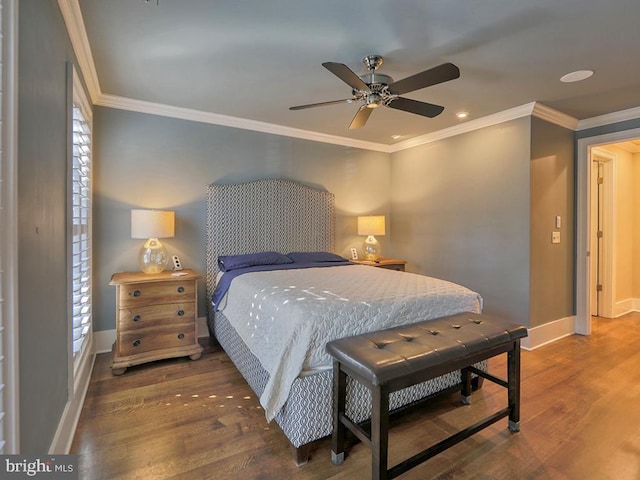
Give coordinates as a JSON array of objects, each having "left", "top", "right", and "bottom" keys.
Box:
[
  {"left": 94, "top": 329, "right": 116, "bottom": 354},
  {"left": 521, "top": 316, "right": 576, "bottom": 351},
  {"left": 51, "top": 317, "right": 210, "bottom": 454},
  {"left": 614, "top": 298, "right": 640, "bottom": 318},
  {"left": 49, "top": 338, "right": 96, "bottom": 454},
  {"left": 94, "top": 316, "right": 210, "bottom": 354}
]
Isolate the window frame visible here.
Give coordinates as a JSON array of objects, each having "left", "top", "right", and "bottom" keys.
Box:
[{"left": 69, "top": 66, "right": 94, "bottom": 378}]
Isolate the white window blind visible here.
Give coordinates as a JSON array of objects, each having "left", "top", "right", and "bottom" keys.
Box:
[{"left": 71, "top": 101, "right": 92, "bottom": 361}]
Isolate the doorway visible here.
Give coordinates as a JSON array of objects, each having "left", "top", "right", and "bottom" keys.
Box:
[
  {"left": 577, "top": 128, "right": 640, "bottom": 335},
  {"left": 590, "top": 148, "right": 615, "bottom": 318}
]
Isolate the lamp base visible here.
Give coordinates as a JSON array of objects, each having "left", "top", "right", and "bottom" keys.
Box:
[
  {"left": 138, "top": 238, "right": 169, "bottom": 274},
  {"left": 362, "top": 235, "right": 381, "bottom": 261}
]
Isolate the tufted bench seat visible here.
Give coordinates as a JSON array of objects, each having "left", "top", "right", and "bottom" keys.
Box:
[{"left": 326, "top": 312, "right": 528, "bottom": 480}]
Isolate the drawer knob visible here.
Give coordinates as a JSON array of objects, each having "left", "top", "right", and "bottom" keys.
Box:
[
  {"left": 133, "top": 290, "right": 141, "bottom": 297},
  {"left": 133, "top": 339, "right": 141, "bottom": 347},
  {"left": 177, "top": 333, "right": 185, "bottom": 340},
  {"left": 132, "top": 315, "right": 141, "bottom": 322},
  {"left": 177, "top": 286, "right": 185, "bottom": 293},
  {"left": 177, "top": 309, "right": 185, "bottom": 316}
]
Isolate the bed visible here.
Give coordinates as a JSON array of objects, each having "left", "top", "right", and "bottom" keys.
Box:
[{"left": 205, "top": 178, "right": 483, "bottom": 464}]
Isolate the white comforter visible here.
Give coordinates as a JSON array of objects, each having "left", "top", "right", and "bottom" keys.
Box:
[{"left": 219, "top": 265, "right": 482, "bottom": 421}]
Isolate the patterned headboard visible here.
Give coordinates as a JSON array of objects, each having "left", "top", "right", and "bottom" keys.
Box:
[{"left": 205, "top": 178, "right": 335, "bottom": 316}]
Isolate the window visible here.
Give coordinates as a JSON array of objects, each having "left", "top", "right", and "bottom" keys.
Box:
[{"left": 71, "top": 70, "right": 92, "bottom": 368}]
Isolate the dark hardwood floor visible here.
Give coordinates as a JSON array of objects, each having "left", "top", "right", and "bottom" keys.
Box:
[{"left": 71, "top": 314, "right": 640, "bottom": 479}]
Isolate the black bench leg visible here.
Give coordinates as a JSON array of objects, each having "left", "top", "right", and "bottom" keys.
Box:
[
  {"left": 507, "top": 339, "right": 522, "bottom": 432},
  {"left": 461, "top": 367, "right": 472, "bottom": 405},
  {"left": 331, "top": 361, "right": 347, "bottom": 465},
  {"left": 371, "top": 384, "right": 390, "bottom": 480}
]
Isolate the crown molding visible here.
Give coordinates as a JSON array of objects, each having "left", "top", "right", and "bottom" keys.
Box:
[
  {"left": 56, "top": 0, "right": 577, "bottom": 153},
  {"left": 388, "top": 102, "right": 579, "bottom": 152},
  {"left": 59, "top": 0, "right": 639, "bottom": 152},
  {"left": 96, "top": 94, "right": 393, "bottom": 153},
  {"left": 576, "top": 105, "right": 640, "bottom": 131},
  {"left": 57, "top": 0, "right": 101, "bottom": 103},
  {"left": 531, "top": 103, "right": 579, "bottom": 130},
  {"left": 389, "top": 102, "right": 537, "bottom": 152},
  {"left": 95, "top": 96, "right": 583, "bottom": 154}
]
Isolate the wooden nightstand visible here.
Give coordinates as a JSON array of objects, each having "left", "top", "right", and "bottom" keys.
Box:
[
  {"left": 352, "top": 258, "right": 407, "bottom": 271},
  {"left": 109, "top": 269, "right": 204, "bottom": 375}
]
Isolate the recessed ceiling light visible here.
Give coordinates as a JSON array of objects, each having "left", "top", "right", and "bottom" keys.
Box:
[
  {"left": 456, "top": 111, "right": 469, "bottom": 119},
  {"left": 391, "top": 134, "right": 402, "bottom": 140},
  {"left": 560, "top": 70, "right": 594, "bottom": 83}
]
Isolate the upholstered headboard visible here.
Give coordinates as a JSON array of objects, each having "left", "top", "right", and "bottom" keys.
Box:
[{"left": 205, "top": 178, "right": 335, "bottom": 315}]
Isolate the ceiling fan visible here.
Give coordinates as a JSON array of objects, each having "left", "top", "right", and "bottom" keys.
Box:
[{"left": 289, "top": 55, "right": 460, "bottom": 129}]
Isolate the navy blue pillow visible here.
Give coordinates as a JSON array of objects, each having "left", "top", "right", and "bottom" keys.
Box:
[
  {"left": 287, "top": 251, "right": 347, "bottom": 263},
  {"left": 218, "top": 251, "right": 293, "bottom": 272}
]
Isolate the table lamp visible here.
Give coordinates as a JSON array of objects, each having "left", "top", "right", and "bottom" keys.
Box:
[
  {"left": 357, "top": 215, "right": 385, "bottom": 261},
  {"left": 131, "top": 209, "right": 175, "bottom": 274}
]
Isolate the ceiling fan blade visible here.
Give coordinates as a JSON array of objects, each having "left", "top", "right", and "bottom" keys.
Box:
[
  {"left": 323, "top": 62, "right": 369, "bottom": 91},
  {"left": 289, "top": 98, "right": 355, "bottom": 110},
  {"left": 348, "top": 106, "right": 373, "bottom": 129},
  {"left": 388, "top": 62, "right": 460, "bottom": 95},
  {"left": 387, "top": 97, "right": 444, "bottom": 118}
]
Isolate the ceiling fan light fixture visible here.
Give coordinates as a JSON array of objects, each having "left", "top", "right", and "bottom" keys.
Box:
[
  {"left": 290, "top": 56, "right": 460, "bottom": 129},
  {"left": 560, "top": 70, "right": 594, "bottom": 83},
  {"left": 366, "top": 93, "right": 382, "bottom": 108}
]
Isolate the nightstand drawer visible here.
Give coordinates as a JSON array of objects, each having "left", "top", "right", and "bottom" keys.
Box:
[
  {"left": 118, "top": 324, "right": 195, "bottom": 357},
  {"left": 110, "top": 270, "right": 203, "bottom": 374},
  {"left": 119, "top": 280, "right": 196, "bottom": 308},
  {"left": 117, "top": 303, "right": 195, "bottom": 331}
]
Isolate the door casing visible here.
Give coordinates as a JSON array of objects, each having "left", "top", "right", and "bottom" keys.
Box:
[{"left": 577, "top": 127, "right": 640, "bottom": 334}]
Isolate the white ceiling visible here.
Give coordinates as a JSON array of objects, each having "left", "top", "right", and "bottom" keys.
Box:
[{"left": 76, "top": 0, "right": 640, "bottom": 147}]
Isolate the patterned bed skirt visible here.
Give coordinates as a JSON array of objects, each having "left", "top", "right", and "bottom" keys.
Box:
[{"left": 211, "top": 311, "right": 487, "bottom": 449}]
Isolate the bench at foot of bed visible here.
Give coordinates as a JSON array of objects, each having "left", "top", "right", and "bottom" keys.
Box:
[
  {"left": 291, "top": 364, "right": 485, "bottom": 466},
  {"left": 326, "top": 312, "right": 527, "bottom": 480}
]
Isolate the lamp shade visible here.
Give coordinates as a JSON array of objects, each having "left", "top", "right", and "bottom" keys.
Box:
[
  {"left": 357, "top": 215, "right": 386, "bottom": 236},
  {"left": 131, "top": 209, "right": 175, "bottom": 239}
]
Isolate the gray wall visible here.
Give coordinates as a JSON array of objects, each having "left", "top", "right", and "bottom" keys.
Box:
[
  {"left": 18, "top": 1, "right": 81, "bottom": 453},
  {"left": 390, "top": 118, "right": 533, "bottom": 325},
  {"left": 93, "top": 107, "right": 391, "bottom": 331},
  {"left": 530, "top": 118, "right": 575, "bottom": 328},
  {"left": 12, "top": 0, "right": 639, "bottom": 457}
]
